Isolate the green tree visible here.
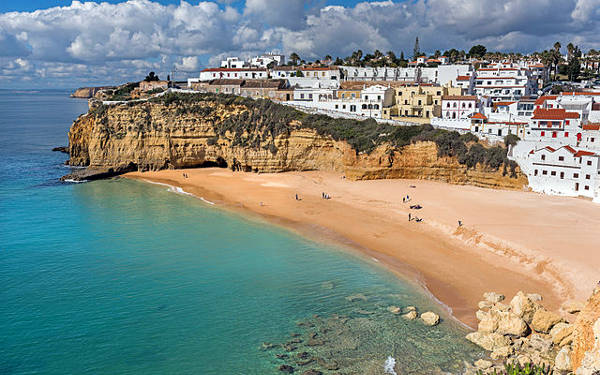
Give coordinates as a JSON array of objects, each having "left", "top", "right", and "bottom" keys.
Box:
[
  {"left": 468, "top": 45, "right": 487, "bottom": 58},
  {"left": 289, "top": 52, "right": 300, "bottom": 66},
  {"left": 413, "top": 36, "right": 420, "bottom": 60},
  {"left": 144, "top": 72, "right": 160, "bottom": 82},
  {"left": 295, "top": 69, "right": 304, "bottom": 77}
]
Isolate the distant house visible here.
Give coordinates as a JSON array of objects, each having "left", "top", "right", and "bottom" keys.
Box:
[
  {"left": 139, "top": 80, "right": 169, "bottom": 92},
  {"left": 199, "top": 68, "right": 268, "bottom": 82},
  {"left": 239, "top": 79, "right": 289, "bottom": 100}
]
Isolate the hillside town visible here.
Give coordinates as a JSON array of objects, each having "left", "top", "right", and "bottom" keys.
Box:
[{"left": 98, "top": 44, "right": 600, "bottom": 203}]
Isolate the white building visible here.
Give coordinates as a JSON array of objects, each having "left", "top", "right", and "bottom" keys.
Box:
[
  {"left": 524, "top": 108, "right": 582, "bottom": 144},
  {"left": 474, "top": 67, "right": 537, "bottom": 102},
  {"left": 199, "top": 68, "right": 268, "bottom": 81},
  {"left": 526, "top": 145, "right": 600, "bottom": 200},
  {"left": 220, "top": 57, "right": 248, "bottom": 69},
  {"left": 250, "top": 53, "right": 285, "bottom": 68},
  {"left": 441, "top": 95, "right": 479, "bottom": 119},
  {"left": 285, "top": 84, "right": 394, "bottom": 119}
]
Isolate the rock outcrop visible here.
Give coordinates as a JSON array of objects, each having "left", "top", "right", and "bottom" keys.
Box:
[
  {"left": 64, "top": 95, "right": 527, "bottom": 189},
  {"left": 571, "top": 286, "right": 600, "bottom": 374},
  {"left": 466, "top": 291, "right": 573, "bottom": 374},
  {"left": 71, "top": 86, "right": 114, "bottom": 99}
]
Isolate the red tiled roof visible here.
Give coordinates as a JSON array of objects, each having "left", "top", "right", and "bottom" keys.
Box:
[
  {"left": 560, "top": 92, "right": 600, "bottom": 96},
  {"left": 472, "top": 113, "right": 487, "bottom": 120},
  {"left": 563, "top": 145, "right": 576, "bottom": 154},
  {"left": 545, "top": 146, "right": 556, "bottom": 152},
  {"left": 456, "top": 75, "right": 471, "bottom": 81},
  {"left": 494, "top": 101, "right": 516, "bottom": 106},
  {"left": 574, "top": 150, "right": 597, "bottom": 157},
  {"left": 532, "top": 108, "right": 579, "bottom": 120},
  {"left": 534, "top": 95, "right": 557, "bottom": 105},
  {"left": 582, "top": 123, "right": 600, "bottom": 131}
]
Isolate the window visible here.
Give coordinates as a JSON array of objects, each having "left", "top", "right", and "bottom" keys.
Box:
[
  {"left": 308, "top": 94, "right": 313, "bottom": 99},
  {"left": 566, "top": 120, "right": 569, "bottom": 125},
  {"left": 559, "top": 156, "right": 564, "bottom": 161},
  {"left": 552, "top": 132, "right": 557, "bottom": 138},
  {"left": 469, "top": 103, "right": 472, "bottom": 108},
  {"left": 446, "top": 103, "right": 450, "bottom": 108},
  {"left": 560, "top": 172, "right": 564, "bottom": 179},
  {"left": 300, "top": 93, "right": 304, "bottom": 99},
  {"left": 587, "top": 160, "right": 593, "bottom": 166},
  {"left": 551, "top": 171, "right": 556, "bottom": 176},
  {"left": 586, "top": 174, "right": 591, "bottom": 180},
  {"left": 574, "top": 173, "right": 579, "bottom": 178},
  {"left": 575, "top": 182, "right": 579, "bottom": 191},
  {"left": 565, "top": 132, "right": 569, "bottom": 137},
  {"left": 541, "top": 131, "right": 545, "bottom": 137},
  {"left": 542, "top": 170, "right": 548, "bottom": 175},
  {"left": 585, "top": 185, "right": 590, "bottom": 190},
  {"left": 534, "top": 169, "right": 538, "bottom": 176},
  {"left": 592, "top": 138, "right": 596, "bottom": 142},
  {"left": 541, "top": 155, "right": 546, "bottom": 161},
  {"left": 335, "top": 104, "right": 339, "bottom": 109},
  {"left": 377, "top": 95, "right": 381, "bottom": 100},
  {"left": 453, "top": 103, "right": 457, "bottom": 107}
]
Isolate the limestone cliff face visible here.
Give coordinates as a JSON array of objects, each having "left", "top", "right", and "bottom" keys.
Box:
[
  {"left": 572, "top": 287, "right": 600, "bottom": 374},
  {"left": 66, "top": 100, "right": 527, "bottom": 190}
]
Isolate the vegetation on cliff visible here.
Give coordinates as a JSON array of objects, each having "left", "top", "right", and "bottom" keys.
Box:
[{"left": 105, "top": 92, "right": 519, "bottom": 176}]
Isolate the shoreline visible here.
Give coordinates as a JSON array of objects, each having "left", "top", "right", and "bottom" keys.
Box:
[{"left": 124, "top": 168, "right": 599, "bottom": 328}]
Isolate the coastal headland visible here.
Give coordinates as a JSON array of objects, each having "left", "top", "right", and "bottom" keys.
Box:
[{"left": 126, "top": 168, "right": 600, "bottom": 328}]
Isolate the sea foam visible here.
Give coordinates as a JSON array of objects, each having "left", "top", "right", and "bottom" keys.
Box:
[{"left": 384, "top": 356, "right": 397, "bottom": 375}]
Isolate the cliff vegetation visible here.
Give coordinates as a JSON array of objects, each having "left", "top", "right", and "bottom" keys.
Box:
[{"left": 64, "top": 92, "right": 526, "bottom": 189}]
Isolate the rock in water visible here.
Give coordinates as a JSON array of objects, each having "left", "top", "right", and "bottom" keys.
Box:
[
  {"left": 387, "top": 305, "right": 401, "bottom": 314},
  {"left": 402, "top": 310, "right": 418, "bottom": 320},
  {"left": 466, "top": 332, "right": 510, "bottom": 351},
  {"left": 279, "top": 364, "right": 294, "bottom": 373},
  {"left": 421, "top": 311, "right": 440, "bottom": 326}
]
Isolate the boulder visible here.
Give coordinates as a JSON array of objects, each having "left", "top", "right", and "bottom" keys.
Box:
[
  {"left": 466, "top": 332, "right": 511, "bottom": 351},
  {"left": 405, "top": 306, "right": 417, "bottom": 312},
  {"left": 495, "top": 311, "right": 529, "bottom": 337},
  {"left": 550, "top": 323, "right": 574, "bottom": 346},
  {"left": 531, "top": 308, "right": 563, "bottom": 333},
  {"left": 279, "top": 364, "right": 294, "bottom": 373},
  {"left": 484, "top": 292, "right": 505, "bottom": 304},
  {"left": 478, "top": 300, "right": 493, "bottom": 310},
  {"left": 474, "top": 359, "right": 493, "bottom": 370},
  {"left": 477, "top": 310, "right": 498, "bottom": 333},
  {"left": 510, "top": 291, "right": 541, "bottom": 324},
  {"left": 421, "top": 311, "right": 440, "bottom": 326},
  {"left": 572, "top": 287, "right": 600, "bottom": 374},
  {"left": 490, "top": 345, "right": 513, "bottom": 359},
  {"left": 554, "top": 346, "right": 572, "bottom": 372},
  {"left": 527, "top": 333, "right": 553, "bottom": 354},
  {"left": 387, "top": 306, "right": 401, "bottom": 314},
  {"left": 476, "top": 310, "right": 488, "bottom": 321},
  {"left": 402, "top": 310, "right": 418, "bottom": 320}
]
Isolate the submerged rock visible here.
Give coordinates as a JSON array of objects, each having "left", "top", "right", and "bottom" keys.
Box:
[
  {"left": 402, "top": 310, "right": 418, "bottom": 320},
  {"left": 279, "top": 364, "right": 294, "bottom": 373},
  {"left": 301, "top": 370, "right": 322, "bottom": 375},
  {"left": 387, "top": 305, "right": 401, "bottom": 314},
  {"left": 421, "top": 311, "right": 440, "bottom": 326}
]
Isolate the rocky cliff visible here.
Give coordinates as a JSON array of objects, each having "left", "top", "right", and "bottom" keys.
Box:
[
  {"left": 63, "top": 94, "right": 527, "bottom": 190},
  {"left": 71, "top": 86, "right": 114, "bottom": 99},
  {"left": 571, "top": 286, "right": 600, "bottom": 374}
]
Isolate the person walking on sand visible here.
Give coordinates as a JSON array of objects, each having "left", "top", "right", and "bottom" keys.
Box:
[
  {"left": 458, "top": 220, "right": 463, "bottom": 227},
  {"left": 295, "top": 194, "right": 299, "bottom": 201},
  {"left": 408, "top": 213, "right": 411, "bottom": 221}
]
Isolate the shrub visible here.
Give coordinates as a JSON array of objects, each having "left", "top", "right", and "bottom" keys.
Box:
[
  {"left": 504, "top": 133, "right": 520, "bottom": 147},
  {"left": 460, "top": 132, "right": 479, "bottom": 143}
]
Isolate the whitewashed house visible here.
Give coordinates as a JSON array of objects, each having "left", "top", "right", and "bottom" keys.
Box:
[
  {"left": 199, "top": 68, "right": 268, "bottom": 81},
  {"left": 524, "top": 108, "right": 582, "bottom": 144},
  {"left": 441, "top": 95, "right": 479, "bottom": 119},
  {"left": 474, "top": 67, "right": 537, "bottom": 102},
  {"left": 220, "top": 57, "right": 248, "bottom": 69},
  {"left": 526, "top": 145, "right": 600, "bottom": 199}
]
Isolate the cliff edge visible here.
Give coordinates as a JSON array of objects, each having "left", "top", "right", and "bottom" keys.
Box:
[{"left": 63, "top": 92, "right": 527, "bottom": 189}]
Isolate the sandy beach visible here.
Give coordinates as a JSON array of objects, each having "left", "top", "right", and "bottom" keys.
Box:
[{"left": 126, "top": 168, "right": 600, "bottom": 327}]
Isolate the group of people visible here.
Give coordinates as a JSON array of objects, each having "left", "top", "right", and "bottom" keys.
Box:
[
  {"left": 182, "top": 173, "right": 189, "bottom": 179},
  {"left": 321, "top": 192, "right": 331, "bottom": 200}
]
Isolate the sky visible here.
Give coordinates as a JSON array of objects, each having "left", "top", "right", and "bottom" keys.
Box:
[{"left": 1, "top": 0, "right": 600, "bottom": 89}]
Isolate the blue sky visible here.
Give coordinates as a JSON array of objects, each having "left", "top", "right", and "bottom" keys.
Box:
[{"left": 1, "top": 0, "right": 599, "bottom": 88}]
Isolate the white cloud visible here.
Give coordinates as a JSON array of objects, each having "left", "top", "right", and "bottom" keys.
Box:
[{"left": 1, "top": 0, "right": 600, "bottom": 87}]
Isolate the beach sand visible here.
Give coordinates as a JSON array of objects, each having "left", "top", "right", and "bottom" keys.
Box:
[{"left": 126, "top": 168, "right": 600, "bottom": 327}]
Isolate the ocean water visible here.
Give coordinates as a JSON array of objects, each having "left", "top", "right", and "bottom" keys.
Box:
[{"left": 0, "top": 90, "right": 482, "bottom": 374}]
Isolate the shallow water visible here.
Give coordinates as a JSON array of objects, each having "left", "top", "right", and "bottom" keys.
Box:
[{"left": 0, "top": 90, "right": 482, "bottom": 374}]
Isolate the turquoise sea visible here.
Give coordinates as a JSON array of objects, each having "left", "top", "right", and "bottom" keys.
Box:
[{"left": 0, "top": 90, "right": 482, "bottom": 374}]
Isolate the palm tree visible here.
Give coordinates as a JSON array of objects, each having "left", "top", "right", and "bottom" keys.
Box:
[
  {"left": 553, "top": 42, "right": 562, "bottom": 80},
  {"left": 289, "top": 52, "right": 300, "bottom": 66}
]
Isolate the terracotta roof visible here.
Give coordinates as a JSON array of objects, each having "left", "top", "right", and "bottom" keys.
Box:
[
  {"left": 456, "top": 75, "right": 471, "bottom": 81},
  {"left": 563, "top": 145, "right": 576, "bottom": 154},
  {"left": 494, "top": 101, "right": 516, "bottom": 106},
  {"left": 574, "top": 150, "right": 597, "bottom": 157},
  {"left": 471, "top": 113, "right": 487, "bottom": 120},
  {"left": 442, "top": 95, "right": 477, "bottom": 101},
  {"left": 242, "top": 79, "right": 287, "bottom": 89},
  {"left": 560, "top": 91, "right": 600, "bottom": 96},
  {"left": 528, "top": 63, "right": 545, "bottom": 68},
  {"left": 545, "top": 146, "right": 556, "bottom": 152},
  {"left": 582, "top": 123, "right": 600, "bottom": 131},
  {"left": 532, "top": 108, "right": 579, "bottom": 120},
  {"left": 534, "top": 95, "right": 557, "bottom": 105},
  {"left": 208, "top": 79, "right": 244, "bottom": 86}
]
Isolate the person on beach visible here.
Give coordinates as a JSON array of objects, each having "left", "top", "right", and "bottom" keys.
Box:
[
  {"left": 295, "top": 194, "right": 299, "bottom": 200},
  {"left": 408, "top": 213, "right": 411, "bottom": 221},
  {"left": 458, "top": 220, "right": 463, "bottom": 227}
]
